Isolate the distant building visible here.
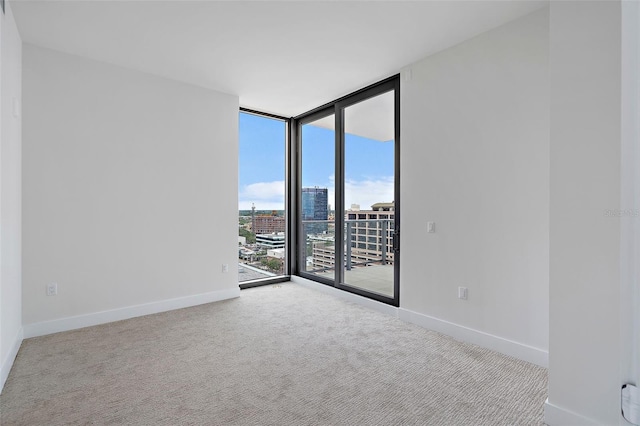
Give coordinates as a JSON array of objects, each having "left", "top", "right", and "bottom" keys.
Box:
[
  {"left": 238, "top": 247, "right": 255, "bottom": 261},
  {"left": 302, "top": 187, "right": 328, "bottom": 234},
  {"left": 256, "top": 233, "right": 285, "bottom": 249},
  {"left": 310, "top": 240, "right": 337, "bottom": 272},
  {"left": 370, "top": 201, "right": 394, "bottom": 212},
  {"left": 346, "top": 202, "right": 395, "bottom": 267},
  {"left": 253, "top": 214, "right": 285, "bottom": 234},
  {"left": 267, "top": 248, "right": 285, "bottom": 259},
  {"left": 311, "top": 202, "right": 395, "bottom": 271}
]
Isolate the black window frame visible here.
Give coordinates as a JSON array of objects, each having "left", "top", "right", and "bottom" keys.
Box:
[
  {"left": 238, "top": 107, "right": 292, "bottom": 290},
  {"left": 292, "top": 75, "right": 401, "bottom": 306}
]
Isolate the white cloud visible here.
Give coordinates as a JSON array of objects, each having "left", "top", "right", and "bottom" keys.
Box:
[
  {"left": 327, "top": 176, "right": 394, "bottom": 211},
  {"left": 345, "top": 176, "right": 394, "bottom": 210},
  {"left": 239, "top": 180, "right": 285, "bottom": 210},
  {"left": 239, "top": 177, "right": 394, "bottom": 211}
]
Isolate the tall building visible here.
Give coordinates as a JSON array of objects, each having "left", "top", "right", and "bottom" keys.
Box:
[{"left": 301, "top": 187, "right": 328, "bottom": 234}]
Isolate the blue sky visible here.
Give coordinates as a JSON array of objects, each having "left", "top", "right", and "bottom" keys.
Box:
[{"left": 239, "top": 112, "right": 394, "bottom": 211}]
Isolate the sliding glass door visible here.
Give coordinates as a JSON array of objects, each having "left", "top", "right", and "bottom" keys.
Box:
[
  {"left": 295, "top": 76, "right": 400, "bottom": 306},
  {"left": 299, "top": 112, "right": 336, "bottom": 282},
  {"left": 340, "top": 90, "right": 396, "bottom": 298}
]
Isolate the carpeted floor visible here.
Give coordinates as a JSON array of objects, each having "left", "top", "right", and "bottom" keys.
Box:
[{"left": 0, "top": 283, "right": 547, "bottom": 425}]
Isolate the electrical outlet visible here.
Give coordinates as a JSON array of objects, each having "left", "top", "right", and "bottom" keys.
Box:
[
  {"left": 222, "top": 264, "right": 229, "bottom": 273},
  {"left": 458, "top": 286, "right": 468, "bottom": 300},
  {"left": 47, "top": 282, "right": 58, "bottom": 296}
]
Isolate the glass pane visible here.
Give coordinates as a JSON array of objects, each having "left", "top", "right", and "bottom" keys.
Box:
[
  {"left": 301, "top": 115, "right": 335, "bottom": 281},
  {"left": 238, "top": 112, "right": 286, "bottom": 283},
  {"left": 342, "top": 91, "right": 395, "bottom": 297}
]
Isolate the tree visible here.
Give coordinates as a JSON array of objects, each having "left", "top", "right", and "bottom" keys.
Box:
[
  {"left": 239, "top": 228, "right": 256, "bottom": 244},
  {"left": 261, "top": 258, "right": 282, "bottom": 273}
]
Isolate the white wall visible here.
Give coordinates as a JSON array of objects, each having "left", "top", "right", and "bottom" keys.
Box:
[
  {"left": 0, "top": 1, "right": 23, "bottom": 392},
  {"left": 546, "top": 2, "right": 636, "bottom": 425},
  {"left": 621, "top": 0, "right": 640, "bottom": 404},
  {"left": 399, "top": 9, "right": 549, "bottom": 366},
  {"left": 628, "top": 0, "right": 640, "bottom": 392},
  {"left": 22, "top": 45, "right": 239, "bottom": 335}
]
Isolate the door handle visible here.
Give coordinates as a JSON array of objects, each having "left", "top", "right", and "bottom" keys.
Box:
[{"left": 393, "top": 230, "right": 400, "bottom": 252}]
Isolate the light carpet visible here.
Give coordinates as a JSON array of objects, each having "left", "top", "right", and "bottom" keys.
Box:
[{"left": 0, "top": 283, "right": 547, "bottom": 425}]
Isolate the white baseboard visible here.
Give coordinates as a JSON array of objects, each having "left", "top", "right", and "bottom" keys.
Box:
[
  {"left": 290, "top": 276, "right": 547, "bottom": 367},
  {"left": 544, "top": 399, "right": 601, "bottom": 426},
  {"left": 0, "top": 327, "right": 24, "bottom": 394},
  {"left": 397, "top": 308, "right": 548, "bottom": 368},
  {"left": 290, "top": 275, "right": 399, "bottom": 318},
  {"left": 23, "top": 287, "right": 241, "bottom": 339}
]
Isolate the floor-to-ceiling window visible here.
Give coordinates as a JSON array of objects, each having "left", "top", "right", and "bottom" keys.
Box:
[
  {"left": 299, "top": 112, "right": 336, "bottom": 282},
  {"left": 238, "top": 109, "right": 289, "bottom": 287},
  {"left": 294, "top": 76, "right": 400, "bottom": 306}
]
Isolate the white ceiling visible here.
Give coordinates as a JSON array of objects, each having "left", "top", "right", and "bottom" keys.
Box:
[
  {"left": 310, "top": 90, "right": 395, "bottom": 142},
  {"left": 11, "top": 0, "right": 546, "bottom": 117}
]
